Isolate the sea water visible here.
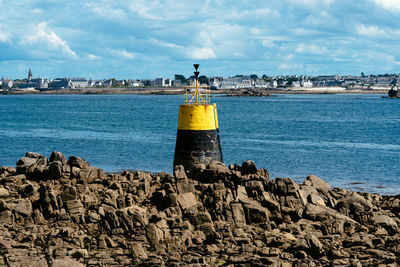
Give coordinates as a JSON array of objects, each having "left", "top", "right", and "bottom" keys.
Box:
[{"left": 0, "top": 94, "right": 399, "bottom": 194}]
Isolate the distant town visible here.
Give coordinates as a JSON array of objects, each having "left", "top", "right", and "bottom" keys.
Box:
[{"left": 0, "top": 68, "right": 398, "bottom": 92}]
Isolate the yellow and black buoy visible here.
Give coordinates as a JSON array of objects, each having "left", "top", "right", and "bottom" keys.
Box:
[{"left": 173, "top": 64, "right": 223, "bottom": 170}]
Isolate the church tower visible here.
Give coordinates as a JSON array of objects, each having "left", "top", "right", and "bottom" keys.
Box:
[{"left": 28, "top": 68, "right": 32, "bottom": 81}]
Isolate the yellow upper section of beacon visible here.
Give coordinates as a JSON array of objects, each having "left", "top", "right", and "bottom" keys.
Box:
[{"left": 177, "top": 104, "right": 217, "bottom": 131}]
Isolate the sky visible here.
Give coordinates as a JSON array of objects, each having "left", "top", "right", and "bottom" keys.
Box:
[{"left": 1, "top": 0, "right": 400, "bottom": 79}]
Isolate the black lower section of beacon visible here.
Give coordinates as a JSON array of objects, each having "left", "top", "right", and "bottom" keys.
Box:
[{"left": 173, "top": 129, "right": 223, "bottom": 170}]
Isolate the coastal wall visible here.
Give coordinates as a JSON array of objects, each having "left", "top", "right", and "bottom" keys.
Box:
[{"left": 0, "top": 152, "right": 399, "bottom": 266}]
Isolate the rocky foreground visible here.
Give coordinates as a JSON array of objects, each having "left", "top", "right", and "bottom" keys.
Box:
[
  {"left": 0, "top": 152, "right": 399, "bottom": 266},
  {"left": 225, "top": 89, "right": 270, "bottom": 97}
]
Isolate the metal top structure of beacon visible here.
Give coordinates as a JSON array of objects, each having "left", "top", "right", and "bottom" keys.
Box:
[{"left": 173, "top": 64, "right": 223, "bottom": 170}]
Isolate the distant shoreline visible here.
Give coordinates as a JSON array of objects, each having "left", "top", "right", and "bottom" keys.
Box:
[{"left": 0, "top": 86, "right": 389, "bottom": 96}]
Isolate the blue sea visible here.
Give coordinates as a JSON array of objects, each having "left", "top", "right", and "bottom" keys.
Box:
[{"left": 0, "top": 94, "right": 399, "bottom": 195}]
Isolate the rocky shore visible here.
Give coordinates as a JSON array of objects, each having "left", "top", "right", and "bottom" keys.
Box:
[
  {"left": 0, "top": 152, "right": 399, "bottom": 266},
  {"left": 388, "top": 88, "right": 400, "bottom": 98},
  {"left": 224, "top": 89, "right": 270, "bottom": 97}
]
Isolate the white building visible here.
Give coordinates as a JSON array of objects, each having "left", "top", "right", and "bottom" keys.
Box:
[
  {"left": 154, "top": 78, "right": 165, "bottom": 87},
  {"left": 292, "top": 81, "right": 301, "bottom": 87},
  {"left": 1, "top": 79, "right": 13, "bottom": 89},
  {"left": 164, "top": 78, "right": 172, "bottom": 87},
  {"left": 375, "top": 76, "right": 393, "bottom": 86},
  {"left": 209, "top": 77, "right": 223, "bottom": 88},
  {"left": 254, "top": 79, "right": 268, "bottom": 88},
  {"left": 95, "top": 81, "right": 103, "bottom": 87},
  {"left": 240, "top": 80, "right": 253, "bottom": 88},
  {"left": 220, "top": 80, "right": 238, "bottom": 89},
  {"left": 103, "top": 80, "right": 113, "bottom": 87},
  {"left": 69, "top": 78, "right": 88, "bottom": 88},
  {"left": 129, "top": 80, "right": 141, "bottom": 87},
  {"left": 88, "top": 79, "right": 95, "bottom": 87},
  {"left": 220, "top": 77, "right": 243, "bottom": 89},
  {"left": 301, "top": 80, "right": 313, "bottom": 87}
]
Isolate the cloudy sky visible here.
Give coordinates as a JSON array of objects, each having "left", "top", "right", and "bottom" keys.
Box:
[{"left": 1, "top": 0, "right": 400, "bottom": 79}]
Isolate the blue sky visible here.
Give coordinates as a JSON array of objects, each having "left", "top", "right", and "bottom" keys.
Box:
[{"left": 1, "top": 0, "right": 400, "bottom": 79}]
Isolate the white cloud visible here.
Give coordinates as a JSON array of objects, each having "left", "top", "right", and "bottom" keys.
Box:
[
  {"left": 261, "top": 36, "right": 290, "bottom": 49},
  {"left": 186, "top": 47, "right": 216, "bottom": 60},
  {"left": 223, "top": 8, "right": 280, "bottom": 20},
  {"left": 128, "top": 1, "right": 164, "bottom": 20},
  {"left": 21, "top": 22, "right": 77, "bottom": 58},
  {"left": 0, "top": 25, "right": 12, "bottom": 43},
  {"left": 254, "top": 8, "right": 280, "bottom": 17},
  {"left": 195, "top": 31, "right": 213, "bottom": 47},
  {"left": 286, "top": 0, "right": 333, "bottom": 7},
  {"left": 278, "top": 63, "right": 304, "bottom": 73},
  {"left": 32, "top": 8, "right": 43, "bottom": 15},
  {"left": 149, "top": 38, "right": 179, "bottom": 48},
  {"left": 93, "top": 0, "right": 280, "bottom": 23},
  {"left": 295, "top": 43, "right": 327, "bottom": 55},
  {"left": 250, "top": 28, "right": 261, "bottom": 35},
  {"left": 303, "top": 12, "right": 338, "bottom": 27},
  {"left": 233, "top": 52, "right": 245, "bottom": 57},
  {"left": 262, "top": 39, "right": 274, "bottom": 48},
  {"left": 126, "top": 0, "right": 195, "bottom": 20},
  {"left": 365, "top": 51, "right": 400, "bottom": 65},
  {"left": 355, "top": 24, "right": 400, "bottom": 39},
  {"left": 23, "top": 22, "right": 77, "bottom": 58},
  {"left": 150, "top": 38, "right": 216, "bottom": 60},
  {"left": 111, "top": 49, "right": 135, "bottom": 59},
  {"left": 333, "top": 57, "right": 346, "bottom": 62},
  {"left": 3, "top": 0, "right": 400, "bottom": 77},
  {"left": 87, "top": 54, "right": 101, "bottom": 60},
  {"left": 293, "top": 28, "right": 320, "bottom": 36},
  {"left": 279, "top": 63, "right": 289, "bottom": 70},
  {"left": 85, "top": 2, "right": 127, "bottom": 20},
  {"left": 372, "top": 0, "right": 400, "bottom": 12},
  {"left": 355, "top": 24, "right": 388, "bottom": 37}
]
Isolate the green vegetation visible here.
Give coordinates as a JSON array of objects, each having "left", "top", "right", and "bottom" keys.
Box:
[
  {"left": 286, "top": 77, "right": 299, "bottom": 84},
  {"left": 250, "top": 74, "right": 258, "bottom": 80},
  {"left": 198, "top": 75, "right": 209, "bottom": 85},
  {"left": 174, "top": 74, "right": 188, "bottom": 85}
]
